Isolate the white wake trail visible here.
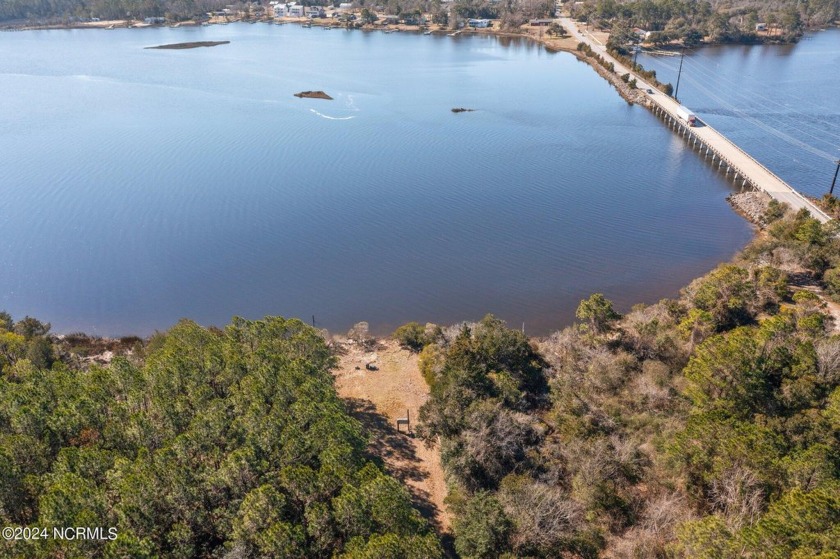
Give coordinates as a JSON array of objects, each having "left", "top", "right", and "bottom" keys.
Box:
[{"left": 309, "top": 109, "right": 355, "bottom": 120}]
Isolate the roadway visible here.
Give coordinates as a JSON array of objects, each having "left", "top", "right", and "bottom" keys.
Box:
[{"left": 558, "top": 16, "right": 832, "bottom": 223}]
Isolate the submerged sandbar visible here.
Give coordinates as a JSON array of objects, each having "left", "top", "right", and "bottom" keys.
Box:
[{"left": 146, "top": 41, "right": 230, "bottom": 49}]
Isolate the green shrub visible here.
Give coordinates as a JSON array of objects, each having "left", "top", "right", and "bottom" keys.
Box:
[
  {"left": 392, "top": 322, "right": 427, "bottom": 352},
  {"left": 453, "top": 492, "right": 512, "bottom": 559},
  {"left": 576, "top": 293, "right": 621, "bottom": 333},
  {"left": 823, "top": 267, "right": 840, "bottom": 300},
  {"left": 764, "top": 199, "right": 787, "bottom": 223}
]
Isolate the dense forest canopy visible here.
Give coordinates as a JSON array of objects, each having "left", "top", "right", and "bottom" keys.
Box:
[
  {"left": 577, "top": 0, "right": 838, "bottom": 43},
  {"left": 0, "top": 0, "right": 227, "bottom": 22},
  {"left": 574, "top": 0, "right": 840, "bottom": 27},
  {"left": 0, "top": 316, "right": 441, "bottom": 558}
]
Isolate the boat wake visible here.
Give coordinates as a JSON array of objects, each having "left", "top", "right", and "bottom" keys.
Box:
[
  {"left": 309, "top": 109, "right": 355, "bottom": 120},
  {"left": 308, "top": 94, "right": 359, "bottom": 120}
]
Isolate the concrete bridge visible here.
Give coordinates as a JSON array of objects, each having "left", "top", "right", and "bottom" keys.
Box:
[{"left": 559, "top": 16, "right": 832, "bottom": 224}]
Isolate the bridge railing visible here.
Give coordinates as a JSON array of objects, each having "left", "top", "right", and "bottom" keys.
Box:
[
  {"left": 652, "top": 99, "right": 832, "bottom": 222},
  {"left": 698, "top": 120, "right": 832, "bottom": 222},
  {"left": 570, "top": 24, "right": 832, "bottom": 223}
]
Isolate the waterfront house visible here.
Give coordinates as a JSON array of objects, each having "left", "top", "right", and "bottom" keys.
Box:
[
  {"left": 529, "top": 18, "right": 552, "bottom": 26},
  {"left": 468, "top": 18, "right": 490, "bottom": 28},
  {"left": 287, "top": 5, "right": 306, "bottom": 17},
  {"left": 144, "top": 16, "right": 166, "bottom": 24}
]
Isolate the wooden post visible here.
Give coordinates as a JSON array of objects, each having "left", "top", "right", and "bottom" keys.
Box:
[{"left": 396, "top": 409, "right": 410, "bottom": 433}]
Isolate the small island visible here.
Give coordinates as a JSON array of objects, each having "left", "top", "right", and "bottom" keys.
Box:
[
  {"left": 146, "top": 41, "right": 230, "bottom": 49},
  {"left": 294, "top": 91, "right": 334, "bottom": 100},
  {"left": 451, "top": 107, "right": 475, "bottom": 113}
]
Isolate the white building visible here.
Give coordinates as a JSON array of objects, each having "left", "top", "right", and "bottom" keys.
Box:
[
  {"left": 287, "top": 4, "right": 305, "bottom": 17},
  {"left": 468, "top": 18, "right": 490, "bottom": 28}
]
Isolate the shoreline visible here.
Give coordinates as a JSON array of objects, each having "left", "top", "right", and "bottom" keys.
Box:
[
  {"left": 0, "top": 15, "right": 815, "bottom": 114},
  {"left": 4, "top": 14, "right": 834, "bottom": 39}
]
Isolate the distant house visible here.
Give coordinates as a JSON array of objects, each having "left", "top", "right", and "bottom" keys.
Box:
[
  {"left": 468, "top": 18, "right": 490, "bottom": 28},
  {"left": 381, "top": 14, "right": 399, "bottom": 24},
  {"left": 305, "top": 6, "right": 325, "bottom": 17},
  {"left": 287, "top": 5, "right": 305, "bottom": 17},
  {"left": 272, "top": 4, "right": 286, "bottom": 17},
  {"left": 339, "top": 2, "right": 353, "bottom": 8},
  {"left": 144, "top": 16, "right": 166, "bottom": 24},
  {"left": 529, "top": 18, "right": 552, "bottom": 26}
]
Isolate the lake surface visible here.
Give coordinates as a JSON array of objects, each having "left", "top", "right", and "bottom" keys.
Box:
[
  {"left": 638, "top": 29, "right": 840, "bottom": 199},
  {"left": 0, "top": 24, "right": 759, "bottom": 336}
]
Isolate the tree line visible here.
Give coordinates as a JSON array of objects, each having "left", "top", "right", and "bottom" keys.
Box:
[
  {"left": 0, "top": 0, "right": 230, "bottom": 23},
  {"left": 5, "top": 0, "right": 834, "bottom": 40}
]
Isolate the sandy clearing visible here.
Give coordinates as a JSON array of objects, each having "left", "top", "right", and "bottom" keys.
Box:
[{"left": 333, "top": 338, "right": 453, "bottom": 542}]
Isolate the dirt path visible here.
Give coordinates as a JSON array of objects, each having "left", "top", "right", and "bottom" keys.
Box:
[
  {"left": 333, "top": 339, "right": 453, "bottom": 546},
  {"left": 822, "top": 299, "right": 840, "bottom": 333}
]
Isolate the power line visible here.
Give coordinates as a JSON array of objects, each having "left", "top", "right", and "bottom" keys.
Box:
[
  {"left": 680, "top": 73, "right": 838, "bottom": 162},
  {"left": 675, "top": 57, "right": 840, "bottom": 144},
  {"left": 688, "top": 47, "right": 840, "bottom": 117},
  {"left": 645, "top": 56, "right": 840, "bottom": 159},
  {"left": 646, "top": 53, "right": 840, "bottom": 145}
]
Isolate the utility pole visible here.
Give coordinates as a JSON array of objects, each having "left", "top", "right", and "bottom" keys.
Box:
[
  {"left": 674, "top": 47, "right": 685, "bottom": 101},
  {"left": 830, "top": 158, "right": 840, "bottom": 196},
  {"left": 633, "top": 45, "right": 640, "bottom": 69}
]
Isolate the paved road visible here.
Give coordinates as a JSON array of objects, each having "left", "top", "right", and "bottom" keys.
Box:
[{"left": 559, "top": 17, "right": 832, "bottom": 223}]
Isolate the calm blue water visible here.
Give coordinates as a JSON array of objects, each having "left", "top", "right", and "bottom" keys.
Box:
[
  {"left": 638, "top": 29, "right": 840, "bottom": 198},
  {"left": 1, "top": 24, "right": 754, "bottom": 336}
]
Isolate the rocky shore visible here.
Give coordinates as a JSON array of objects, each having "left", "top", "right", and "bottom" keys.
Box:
[{"left": 727, "top": 191, "right": 771, "bottom": 227}]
